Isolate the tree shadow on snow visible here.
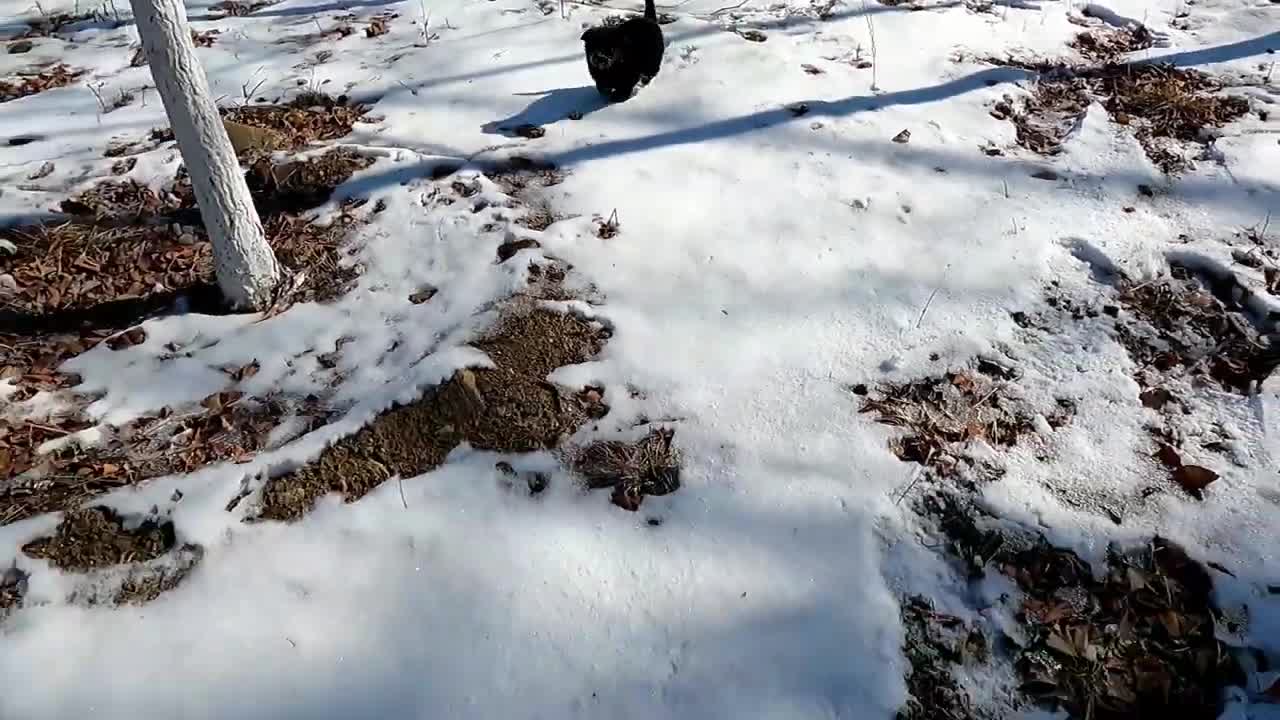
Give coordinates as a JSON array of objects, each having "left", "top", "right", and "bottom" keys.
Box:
[{"left": 480, "top": 87, "right": 609, "bottom": 138}]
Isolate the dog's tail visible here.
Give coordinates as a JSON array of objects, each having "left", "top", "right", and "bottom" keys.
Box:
[{"left": 643, "top": 0, "right": 656, "bottom": 22}]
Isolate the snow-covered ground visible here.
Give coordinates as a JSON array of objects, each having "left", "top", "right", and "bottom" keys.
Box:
[{"left": 1, "top": 0, "right": 1278, "bottom": 716}]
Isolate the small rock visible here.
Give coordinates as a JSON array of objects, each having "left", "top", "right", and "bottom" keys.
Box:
[
  {"left": 512, "top": 124, "right": 546, "bottom": 139},
  {"left": 801, "top": 63, "right": 824, "bottom": 75},
  {"left": 1137, "top": 184, "right": 1155, "bottom": 197},
  {"left": 1123, "top": 206, "right": 1136, "bottom": 213},
  {"left": 982, "top": 146, "right": 1004, "bottom": 157},
  {"left": 567, "top": 110, "right": 584, "bottom": 120},
  {"left": 809, "top": 121, "right": 824, "bottom": 130},
  {"left": 850, "top": 383, "right": 869, "bottom": 396},
  {"left": 1102, "top": 304, "right": 1119, "bottom": 317},
  {"left": 737, "top": 29, "right": 767, "bottom": 42},
  {"left": 409, "top": 286, "right": 438, "bottom": 304},
  {"left": 496, "top": 236, "right": 540, "bottom": 262},
  {"left": 1031, "top": 168, "right": 1059, "bottom": 181},
  {"left": 526, "top": 472, "right": 550, "bottom": 495},
  {"left": 28, "top": 161, "right": 54, "bottom": 180},
  {"left": 892, "top": 129, "right": 911, "bottom": 143},
  {"left": 787, "top": 102, "right": 810, "bottom": 117},
  {"left": 7, "top": 39, "right": 34, "bottom": 54}
]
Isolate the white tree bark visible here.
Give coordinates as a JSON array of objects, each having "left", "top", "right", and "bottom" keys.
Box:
[{"left": 129, "top": 0, "right": 281, "bottom": 310}]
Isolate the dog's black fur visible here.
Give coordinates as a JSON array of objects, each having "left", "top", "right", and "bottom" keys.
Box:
[{"left": 580, "top": 0, "right": 664, "bottom": 102}]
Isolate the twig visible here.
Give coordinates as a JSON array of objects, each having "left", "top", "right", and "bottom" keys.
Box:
[
  {"left": 915, "top": 287, "right": 941, "bottom": 328},
  {"left": 707, "top": 0, "right": 748, "bottom": 15},
  {"left": 398, "top": 475, "right": 408, "bottom": 508},
  {"left": 894, "top": 449, "right": 934, "bottom": 504},
  {"left": 861, "top": 0, "right": 878, "bottom": 91},
  {"left": 25, "top": 421, "right": 74, "bottom": 436}
]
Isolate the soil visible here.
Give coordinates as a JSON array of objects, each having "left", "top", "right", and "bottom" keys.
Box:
[
  {"left": 256, "top": 282, "right": 610, "bottom": 521},
  {"left": 221, "top": 93, "right": 368, "bottom": 152},
  {"left": 22, "top": 507, "right": 175, "bottom": 571}
]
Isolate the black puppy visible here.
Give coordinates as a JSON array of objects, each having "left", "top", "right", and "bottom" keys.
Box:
[{"left": 580, "top": 0, "right": 664, "bottom": 102}]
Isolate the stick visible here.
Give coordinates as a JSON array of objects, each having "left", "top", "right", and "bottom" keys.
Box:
[{"left": 915, "top": 287, "right": 941, "bottom": 329}]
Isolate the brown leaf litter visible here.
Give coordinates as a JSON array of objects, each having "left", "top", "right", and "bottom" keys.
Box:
[
  {"left": 0, "top": 63, "right": 84, "bottom": 103},
  {"left": 256, "top": 274, "right": 620, "bottom": 521},
  {"left": 15, "top": 507, "right": 203, "bottom": 607},
  {"left": 221, "top": 92, "right": 368, "bottom": 153},
  {"left": 569, "top": 427, "right": 680, "bottom": 511},
  {"left": 992, "top": 57, "right": 1248, "bottom": 172},
  {"left": 1068, "top": 25, "right": 1154, "bottom": 63},
  {"left": 897, "top": 595, "right": 990, "bottom": 720},
  {"left": 245, "top": 147, "right": 374, "bottom": 214},
  {"left": 1007, "top": 537, "right": 1242, "bottom": 720},
  {"left": 917, "top": 492, "right": 1247, "bottom": 720},
  {"left": 211, "top": 0, "right": 271, "bottom": 16},
  {"left": 16, "top": 11, "right": 96, "bottom": 37},
  {"left": 1, "top": 388, "right": 330, "bottom": 527},
  {"left": 1112, "top": 263, "right": 1279, "bottom": 394},
  {"left": 858, "top": 364, "right": 1070, "bottom": 479}
]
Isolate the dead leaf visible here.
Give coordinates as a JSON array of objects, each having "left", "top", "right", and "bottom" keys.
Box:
[
  {"left": 892, "top": 129, "right": 911, "bottom": 144},
  {"left": 1173, "top": 464, "right": 1218, "bottom": 499},
  {"left": 1046, "top": 630, "right": 1077, "bottom": 657},
  {"left": 1155, "top": 443, "right": 1182, "bottom": 469},
  {"left": 1139, "top": 387, "right": 1173, "bottom": 410},
  {"left": 801, "top": 63, "right": 824, "bottom": 75},
  {"left": 223, "top": 119, "right": 285, "bottom": 156}
]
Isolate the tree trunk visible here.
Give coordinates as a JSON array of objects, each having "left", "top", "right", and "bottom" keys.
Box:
[{"left": 128, "top": 0, "right": 281, "bottom": 310}]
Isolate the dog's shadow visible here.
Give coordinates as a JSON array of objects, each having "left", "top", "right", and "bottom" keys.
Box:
[{"left": 481, "top": 86, "right": 608, "bottom": 137}]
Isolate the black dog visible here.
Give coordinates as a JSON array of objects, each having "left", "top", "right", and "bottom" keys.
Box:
[{"left": 580, "top": 0, "right": 664, "bottom": 102}]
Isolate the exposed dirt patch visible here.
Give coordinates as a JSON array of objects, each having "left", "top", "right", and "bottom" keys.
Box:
[
  {"left": 0, "top": 221, "right": 216, "bottom": 329},
  {"left": 211, "top": 0, "right": 271, "bottom": 16},
  {"left": 1113, "top": 264, "right": 1279, "bottom": 394},
  {"left": 1006, "top": 537, "right": 1242, "bottom": 720},
  {"left": 858, "top": 365, "right": 1067, "bottom": 478},
  {"left": 22, "top": 507, "right": 175, "bottom": 570},
  {"left": 8, "top": 176, "right": 365, "bottom": 331},
  {"left": 109, "top": 543, "right": 204, "bottom": 605},
  {"left": 999, "top": 80, "right": 1089, "bottom": 156},
  {"left": 1, "top": 388, "right": 330, "bottom": 527},
  {"left": 246, "top": 147, "right": 374, "bottom": 214},
  {"left": 1001, "top": 63, "right": 1249, "bottom": 171},
  {"left": 17, "top": 11, "right": 96, "bottom": 37},
  {"left": 256, "top": 285, "right": 610, "bottom": 521},
  {"left": 897, "top": 594, "right": 989, "bottom": 720},
  {"left": 478, "top": 156, "right": 567, "bottom": 198},
  {"left": 569, "top": 427, "right": 680, "bottom": 511},
  {"left": 0, "top": 63, "right": 84, "bottom": 103},
  {"left": 58, "top": 179, "right": 181, "bottom": 221},
  {"left": 1069, "top": 26, "right": 1154, "bottom": 63},
  {"left": 515, "top": 197, "right": 563, "bottom": 232},
  {"left": 917, "top": 489, "right": 1246, "bottom": 720},
  {"left": 221, "top": 93, "right": 368, "bottom": 152}
]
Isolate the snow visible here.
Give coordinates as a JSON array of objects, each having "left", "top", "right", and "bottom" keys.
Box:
[{"left": 2, "top": 0, "right": 1279, "bottom": 716}]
